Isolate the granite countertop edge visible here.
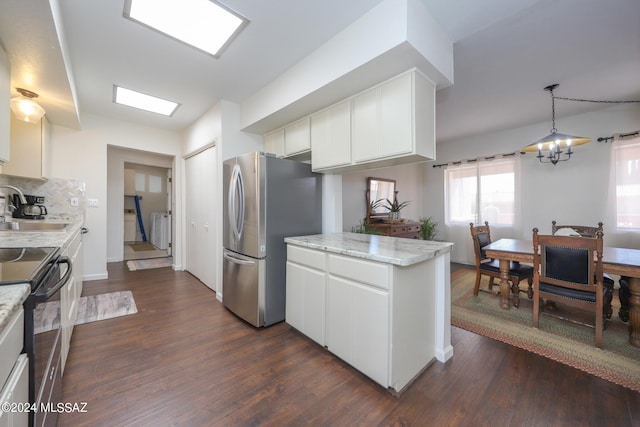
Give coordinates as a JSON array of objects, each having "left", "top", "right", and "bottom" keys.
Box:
[
  {"left": 0, "top": 284, "right": 31, "bottom": 333},
  {"left": 0, "top": 218, "right": 84, "bottom": 249},
  {"left": 285, "top": 232, "right": 454, "bottom": 266}
]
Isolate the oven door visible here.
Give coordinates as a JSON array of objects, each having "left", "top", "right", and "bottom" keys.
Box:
[{"left": 28, "top": 256, "right": 72, "bottom": 427}]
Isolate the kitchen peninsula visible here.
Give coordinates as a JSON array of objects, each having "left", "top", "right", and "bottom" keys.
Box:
[{"left": 285, "top": 232, "right": 453, "bottom": 393}]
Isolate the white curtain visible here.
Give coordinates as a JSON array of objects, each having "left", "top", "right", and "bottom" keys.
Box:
[
  {"left": 444, "top": 156, "right": 522, "bottom": 264},
  {"left": 604, "top": 133, "right": 640, "bottom": 248}
]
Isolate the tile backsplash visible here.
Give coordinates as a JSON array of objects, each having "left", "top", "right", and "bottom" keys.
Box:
[{"left": 1, "top": 177, "right": 86, "bottom": 221}]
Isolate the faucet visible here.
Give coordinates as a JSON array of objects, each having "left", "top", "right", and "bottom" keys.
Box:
[{"left": 0, "top": 185, "right": 27, "bottom": 222}]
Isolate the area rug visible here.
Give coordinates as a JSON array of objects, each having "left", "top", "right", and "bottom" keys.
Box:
[
  {"left": 451, "top": 268, "right": 640, "bottom": 392},
  {"left": 34, "top": 291, "right": 137, "bottom": 334},
  {"left": 127, "top": 257, "right": 173, "bottom": 271},
  {"left": 129, "top": 243, "right": 157, "bottom": 251}
]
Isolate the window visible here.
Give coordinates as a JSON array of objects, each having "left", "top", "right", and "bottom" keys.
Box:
[
  {"left": 445, "top": 158, "right": 516, "bottom": 225},
  {"left": 613, "top": 135, "right": 640, "bottom": 229}
]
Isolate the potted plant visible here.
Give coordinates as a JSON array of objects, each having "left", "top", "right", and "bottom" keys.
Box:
[
  {"left": 419, "top": 216, "right": 438, "bottom": 240},
  {"left": 352, "top": 219, "right": 384, "bottom": 235},
  {"left": 384, "top": 198, "right": 411, "bottom": 222}
]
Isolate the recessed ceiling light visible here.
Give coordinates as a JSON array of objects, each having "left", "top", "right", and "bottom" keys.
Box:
[
  {"left": 114, "top": 86, "right": 179, "bottom": 116},
  {"left": 123, "top": 0, "right": 249, "bottom": 57}
]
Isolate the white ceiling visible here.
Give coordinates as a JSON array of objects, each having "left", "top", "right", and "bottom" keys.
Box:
[{"left": 1, "top": 0, "right": 639, "bottom": 144}]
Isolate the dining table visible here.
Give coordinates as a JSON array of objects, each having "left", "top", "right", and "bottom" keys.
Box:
[{"left": 483, "top": 238, "right": 640, "bottom": 348}]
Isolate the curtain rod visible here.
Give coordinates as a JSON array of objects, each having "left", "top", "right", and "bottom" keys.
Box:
[
  {"left": 432, "top": 151, "right": 521, "bottom": 168},
  {"left": 597, "top": 130, "right": 639, "bottom": 143}
]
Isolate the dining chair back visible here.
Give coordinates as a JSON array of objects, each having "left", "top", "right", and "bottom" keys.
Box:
[
  {"left": 533, "top": 228, "right": 605, "bottom": 347},
  {"left": 470, "top": 222, "right": 533, "bottom": 298},
  {"left": 551, "top": 220, "right": 603, "bottom": 238},
  {"left": 551, "top": 220, "right": 618, "bottom": 319}
]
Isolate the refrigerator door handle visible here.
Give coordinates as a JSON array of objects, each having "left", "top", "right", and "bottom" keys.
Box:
[
  {"left": 236, "top": 165, "right": 245, "bottom": 238},
  {"left": 228, "top": 164, "right": 245, "bottom": 241},
  {"left": 223, "top": 251, "right": 256, "bottom": 266}
]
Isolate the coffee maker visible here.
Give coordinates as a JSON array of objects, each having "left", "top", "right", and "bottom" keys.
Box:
[{"left": 11, "top": 194, "right": 48, "bottom": 219}]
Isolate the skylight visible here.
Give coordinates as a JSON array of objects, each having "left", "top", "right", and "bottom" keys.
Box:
[
  {"left": 114, "top": 86, "right": 179, "bottom": 116},
  {"left": 123, "top": 0, "right": 248, "bottom": 57}
]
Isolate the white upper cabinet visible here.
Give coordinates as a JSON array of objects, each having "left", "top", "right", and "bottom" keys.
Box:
[
  {"left": 263, "top": 69, "right": 436, "bottom": 173},
  {"left": 264, "top": 128, "right": 285, "bottom": 158},
  {"left": 352, "top": 70, "right": 434, "bottom": 167},
  {"left": 0, "top": 45, "right": 10, "bottom": 165},
  {"left": 310, "top": 100, "right": 351, "bottom": 170},
  {"left": 124, "top": 168, "right": 136, "bottom": 196},
  {"left": 1, "top": 115, "right": 51, "bottom": 180},
  {"left": 316, "top": 69, "right": 435, "bottom": 173},
  {"left": 284, "top": 117, "right": 311, "bottom": 156},
  {"left": 263, "top": 118, "right": 311, "bottom": 160}
]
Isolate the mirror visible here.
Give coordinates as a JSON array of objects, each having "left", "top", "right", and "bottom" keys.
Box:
[{"left": 366, "top": 177, "right": 396, "bottom": 222}]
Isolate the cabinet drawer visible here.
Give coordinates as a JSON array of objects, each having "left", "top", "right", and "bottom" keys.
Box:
[
  {"left": 287, "top": 245, "right": 326, "bottom": 271},
  {"left": 0, "top": 309, "right": 24, "bottom": 390},
  {"left": 388, "top": 225, "right": 420, "bottom": 236},
  {"left": 328, "top": 254, "right": 390, "bottom": 290}
]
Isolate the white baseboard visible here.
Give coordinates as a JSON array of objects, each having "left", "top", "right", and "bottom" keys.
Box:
[{"left": 83, "top": 272, "right": 108, "bottom": 281}]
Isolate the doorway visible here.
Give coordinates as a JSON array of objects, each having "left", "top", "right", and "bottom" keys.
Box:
[{"left": 123, "top": 162, "right": 171, "bottom": 261}]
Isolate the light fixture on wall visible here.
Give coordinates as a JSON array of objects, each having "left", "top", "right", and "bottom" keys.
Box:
[
  {"left": 10, "top": 88, "right": 46, "bottom": 123},
  {"left": 521, "top": 84, "right": 591, "bottom": 165}
]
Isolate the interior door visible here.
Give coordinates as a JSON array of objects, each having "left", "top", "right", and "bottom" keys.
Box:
[
  {"left": 185, "top": 154, "right": 200, "bottom": 280},
  {"left": 185, "top": 146, "right": 217, "bottom": 291},
  {"left": 165, "top": 168, "right": 172, "bottom": 256}
]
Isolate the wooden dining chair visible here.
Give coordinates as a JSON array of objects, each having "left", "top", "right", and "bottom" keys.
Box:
[
  {"left": 551, "top": 220, "right": 617, "bottom": 319},
  {"left": 533, "top": 228, "right": 605, "bottom": 348},
  {"left": 469, "top": 221, "right": 534, "bottom": 298}
]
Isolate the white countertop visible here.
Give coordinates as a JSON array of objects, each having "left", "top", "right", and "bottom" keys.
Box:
[
  {"left": 0, "top": 218, "right": 83, "bottom": 249},
  {"left": 285, "top": 232, "right": 453, "bottom": 266}
]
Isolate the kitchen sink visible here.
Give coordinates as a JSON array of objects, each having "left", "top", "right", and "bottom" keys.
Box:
[{"left": 0, "top": 222, "right": 70, "bottom": 231}]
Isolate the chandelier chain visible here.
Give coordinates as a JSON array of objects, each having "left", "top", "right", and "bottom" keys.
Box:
[
  {"left": 553, "top": 95, "right": 640, "bottom": 104},
  {"left": 549, "top": 87, "right": 557, "bottom": 133}
]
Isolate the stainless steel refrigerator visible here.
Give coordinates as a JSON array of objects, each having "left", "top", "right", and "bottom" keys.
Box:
[{"left": 223, "top": 152, "right": 322, "bottom": 327}]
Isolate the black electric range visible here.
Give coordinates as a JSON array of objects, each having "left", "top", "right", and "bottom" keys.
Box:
[
  {"left": 0, "top": 246, "right": 72, "bottom": 427},
  {"left": 0, "top": 247, "right": 60, "bottom": 288}
]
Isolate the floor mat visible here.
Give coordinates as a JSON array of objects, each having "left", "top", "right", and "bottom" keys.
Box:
[
  {"left": 127, "top": 257, "right": 173, "bottom": 271},
  {"left": 34, "top": 291, "right": 137, "bottom": 334},
  {"left": 129, "top": 243, "right": 157, "bottom": 251}
]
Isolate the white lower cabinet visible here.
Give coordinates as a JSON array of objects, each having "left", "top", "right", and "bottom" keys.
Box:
[
  {"left": 326, "top": 274, "right": 389, "bottom": 387},
  {"left": 0, "top": 307, "right": 28, "bottom": 427},
  {"left": 0, "top": 354, "right": 28, "bottom": 427},
  {"left": 286, "top": 244, "right": 437, "bottom": 392},
  {"left": 285, "top": 246, "right": 326, "bottom": 345},
  {"left": 61, "top": 230, "right": 83, "bottom": 374}
]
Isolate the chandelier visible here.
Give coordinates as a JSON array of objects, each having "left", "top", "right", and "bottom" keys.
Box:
[{"left": 522, "top": 84, "right": 591, "bottom": 165}]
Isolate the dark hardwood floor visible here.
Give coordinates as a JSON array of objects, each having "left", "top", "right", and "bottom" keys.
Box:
[{"left": 60, "top": 262, "right": 640, "bottom": 426}]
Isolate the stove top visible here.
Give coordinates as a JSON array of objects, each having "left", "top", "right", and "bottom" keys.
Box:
[{"left": 0, "top": 247, "right": 59, "bottom": 286}]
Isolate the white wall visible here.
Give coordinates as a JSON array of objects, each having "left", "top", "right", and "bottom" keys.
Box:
[
  {"left": 422, "top": 104, "right": 640, "bottom": 264},
  {"left": 51, "top": 113, "right": 182, "bottom": 280}
]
